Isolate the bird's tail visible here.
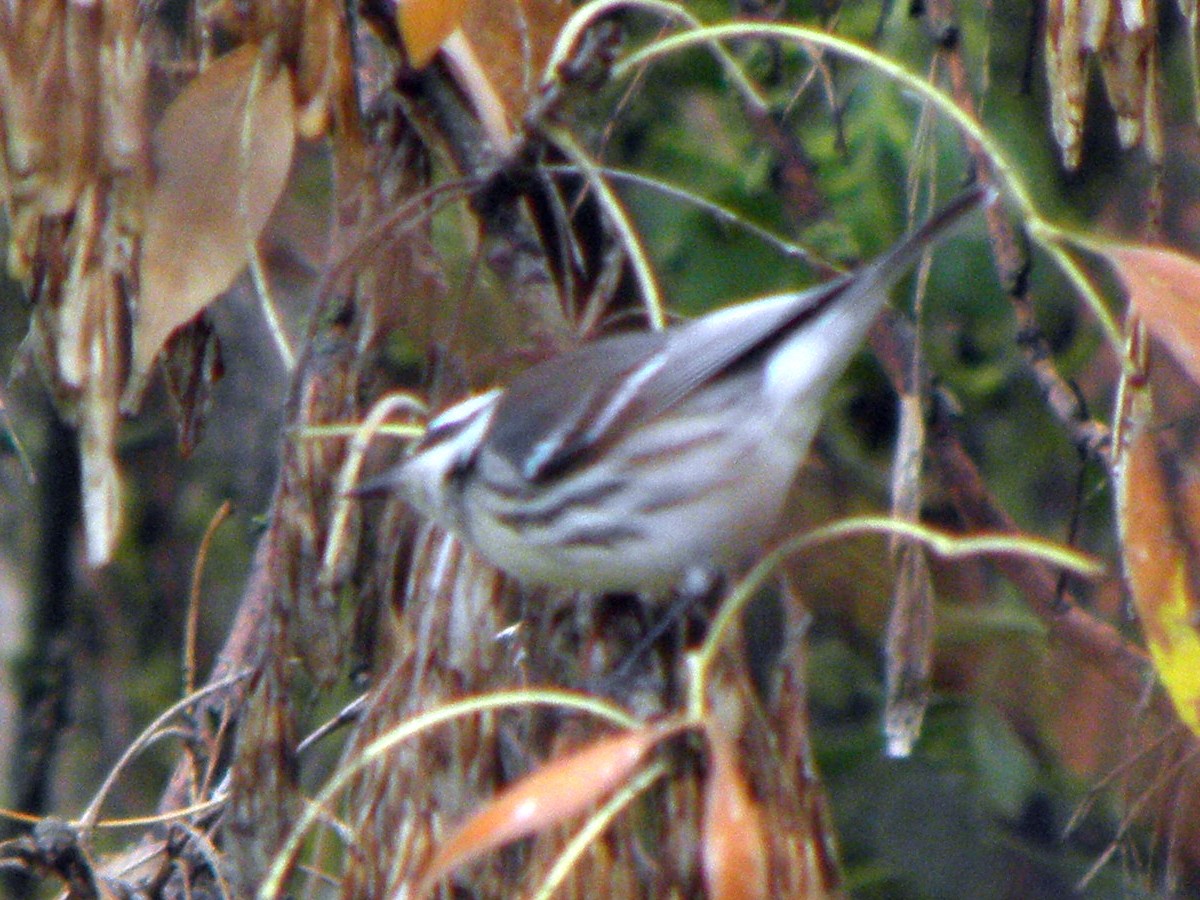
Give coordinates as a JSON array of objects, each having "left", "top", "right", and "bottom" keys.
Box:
[{"left": 857, "top": 182, "right": 996, "bottom": 296}]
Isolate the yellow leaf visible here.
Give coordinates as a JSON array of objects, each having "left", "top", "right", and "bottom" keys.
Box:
[
  {"left": 1146, "top": 562, "right": 1200, "bottom": 734},
  {"left": 129, "top": 43, "right": 295, "bottom": 406},
  {"left": 1117, "top": 391, "right": 1200, "bottom": 735}
]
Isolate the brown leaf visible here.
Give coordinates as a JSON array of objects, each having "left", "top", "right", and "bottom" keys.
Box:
[
  {"left": 1080, "top": 0, "right": 1113, "bottom": 50},
  {"left": 885, "top": 391, "right": 934, "bottom": 758},
  {"left": 1045, "top": 0, "right": 1088, "bottom": 168},
  {"left": 98, "top": 1, "right": 150, "bottom": 174},
  {"left": 702, "top": 728, "right": 770, "bottom": 900},
  {"left": 884, "top": 542, "right": 934, "bottom": 758},
  {"left": 54, "top": 184, "right": 125, "bottom": 567},
  {"left": 0, "top": 4, "right": 94, "bottom": 224},
  {"left": 1142, "top": 42, "right": 1163, "bottom": 164},
  {"left": 129, "top": 43, "right": 295, "bottom": 406},
  {"left": 294, "top": 0, "right": 344, "bottom": 138},
  {"left": 160, "top": 315, "right": 223, "bottom": 457},
  {"left": 397, "top": 0, "right": 470, "bottom": 68},
  {"left": 1109, "top": 243, "right": 1200, "bottom": 387},
  {"left": 1097, "top": 12, "right": 1152, "bottom": 149},
  {"left": 414, "top": 725, "right": 667, "bottom": 896},
  {"left": 78, "top": 270, "right": 125, "bottom": 568}
]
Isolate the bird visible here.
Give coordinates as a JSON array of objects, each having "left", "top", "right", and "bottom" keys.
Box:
[{"left": 360, "top": 185, "right": 992, "bottom": 596}]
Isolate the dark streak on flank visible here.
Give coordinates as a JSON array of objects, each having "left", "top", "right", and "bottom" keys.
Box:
[
  {"left": 489, "top": 478, "right": 627, "bottom": 529},
  {"left": 554, "top": 522, "right": 645, "bottom": 549}
]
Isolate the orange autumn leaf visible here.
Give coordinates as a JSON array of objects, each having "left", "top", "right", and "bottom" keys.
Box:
[
  {"left": 1109, "top": 243, "right": 1200, "bottom": 387},
  {"left": 398, "top": 0, "right": 470, "bottom": 67},
  {"left": 130, "top": 43, "right": 295, "bottom": 405},
  {"left": 1116, "top": 389, "right": 1200, "bottom": 736},
  {"left": 413, "top": 725, "right": 667, "bottom": 897},
  {"left": 701, "top": 728, "right": 770, "bottom": 900},
  {"left": 460, "top": 0, "right": 572, "bottom": 116}
]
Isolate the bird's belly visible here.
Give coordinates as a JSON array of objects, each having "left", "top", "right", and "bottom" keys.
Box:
[{"left": 464, "top": 420, "right": 799, "bottom": 594}]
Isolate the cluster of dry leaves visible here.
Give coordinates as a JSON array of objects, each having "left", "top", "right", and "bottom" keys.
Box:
[
  {"left": 4, "top": 0, "right": 1200, "bottom": 898},
  {"left": 1043, "top": 0, "right": 1172, "bottom": 168},
  {"left": 0, "top": 0, "right": 345, "bottom": 568}
]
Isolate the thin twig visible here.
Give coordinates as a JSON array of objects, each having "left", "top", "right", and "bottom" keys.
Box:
[
  {"left": 79, "top": 671, "right": 251, "bottom": 831},
  {"left": 184, "top": 501, "right": 235, "bottom": 698}
]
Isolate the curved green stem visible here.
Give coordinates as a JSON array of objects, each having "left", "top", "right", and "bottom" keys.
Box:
[
  {"left": 258, "top": 688, "right": 638, "bottom": 898},
  {"left": 687, "top": 516, "right": 1104, "bottom": 718},
  {"left": 543, "top": 0, "right": 768, "bottom": 115},
  {"left": 610, "top": 21, "right": 1125, "bottom": 358},
  {"left": 547, "top": 125, "right": 667, "bottom": 329},
  {"left": 528, "top": 760, "right": 668, "bottom": 900}
]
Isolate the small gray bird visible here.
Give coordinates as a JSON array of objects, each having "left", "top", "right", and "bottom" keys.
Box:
[{"left": 362, "top": 185, "right": 991, "bottom": 595}]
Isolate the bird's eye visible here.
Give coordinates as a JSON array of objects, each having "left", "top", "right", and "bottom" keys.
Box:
[
  {"left": 414, "top": 418, "right": 466, "bottom": 453},
  {"left": 446, "top": 453, "right": 475, "bottom": 488}
]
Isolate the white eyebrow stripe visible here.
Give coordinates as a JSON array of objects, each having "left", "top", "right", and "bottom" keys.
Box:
[{"left": 419, "top": 389, "right": 503, "bottom": 446}]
